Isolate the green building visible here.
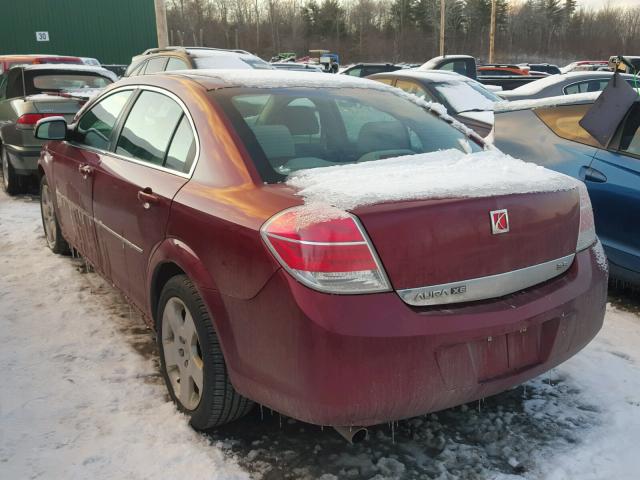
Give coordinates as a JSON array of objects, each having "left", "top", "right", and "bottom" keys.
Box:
[{"left": 0, "top": 0, "right": 159, "bottom": 64}]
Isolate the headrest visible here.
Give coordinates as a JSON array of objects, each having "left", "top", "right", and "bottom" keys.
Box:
[
  {"left": 251, "top": 125, "right": 295, "bottom": 159},
  {"left": 357, "top": 121, "right": 410, "bottom": 152},
  {"left": 271, "top": 105, "right": 320, "bottom": 135}
]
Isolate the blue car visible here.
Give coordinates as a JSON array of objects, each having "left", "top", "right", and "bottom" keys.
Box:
[{"left": 494, "top": 96, "right": 640, "bottom": 286}]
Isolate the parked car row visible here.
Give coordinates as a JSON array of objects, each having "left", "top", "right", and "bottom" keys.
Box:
[
  {"left": 0, "top": 61, "right": 116, "bottom": 193},
  {"left": 0, "top": 45, "right": 635, "bottom": 439}
]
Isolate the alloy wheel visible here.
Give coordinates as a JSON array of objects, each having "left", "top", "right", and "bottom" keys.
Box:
[
  {"left": 162, "top": 297, "right": 204, "bottom": 411},
  {"left": 2, "top": 149, "right": 9, "bottom": 191},
  {"left": 40, "top": 183, "right": 57, "bottom": 248}
]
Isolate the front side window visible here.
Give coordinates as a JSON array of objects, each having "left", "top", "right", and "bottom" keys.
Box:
[
  {"left": 116, "top": 90, "right": 183, "bottom": 166},
  {"left": 345, "top": 67, "right": 362, "bottom": 77},
  {"left": 395, "top": 80, "right": 434, "bottom": 102},
  {"left": 75, "top": 90, "right": 132, "bottom": 150},
  {"left": 215, "top": 87, "right": 482, "bottom": 183}
]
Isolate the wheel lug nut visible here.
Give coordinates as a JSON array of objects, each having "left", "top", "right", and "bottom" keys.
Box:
[
  {"left": 178, "top": 348, "right": 184, "bottom": 357},
  {"left": 184, "top": 360, "right": 189, "bottom": 368}
]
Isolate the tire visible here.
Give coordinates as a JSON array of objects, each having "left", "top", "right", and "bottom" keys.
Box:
[
  {"left": 157, "top": 275, "right": 254, "bottom": 429},
  {"left": 1, "top": 145, "right": 25, "bottom": 195},
  {"left": 39, "top": 176, "right": 70, "bottom": 254}
]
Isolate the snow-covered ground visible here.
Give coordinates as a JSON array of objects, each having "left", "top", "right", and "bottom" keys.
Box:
[{"left": 1, "top": 190, "right": 639, "bottom": 480}]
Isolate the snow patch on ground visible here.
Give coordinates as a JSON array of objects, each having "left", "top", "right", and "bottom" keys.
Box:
[
  {"left": 287, "top": 149, "right": 577, "bottom": 216},
  {"left": 0, "top": 194, "right": 248, "bottom": 480}
]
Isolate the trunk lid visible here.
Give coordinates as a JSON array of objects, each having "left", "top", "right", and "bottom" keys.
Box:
[
  {"left": 353, "top": 189, "right": 580, "bottom": 292},
  {"left": 29, "top": 94, "right": 87, "bottom": 122}
]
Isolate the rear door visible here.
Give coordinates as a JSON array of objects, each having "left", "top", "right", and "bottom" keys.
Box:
[
  {"left": 588, "top": 103, "right": 640, "bottom": 278},
  {"left": 53, "top": 89, "right": 133, "bottom": 269},
  {"left": 92, "top": 88, "right": 196, "bottom": 310}
]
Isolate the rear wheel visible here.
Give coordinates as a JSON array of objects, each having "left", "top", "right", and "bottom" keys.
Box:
[
  {"left": 157, "top": 275, "right": 254, "bottom": 429},
  {"left": 1, "top": 146, "right": 24, "bottom": 195},
  {"left": 39, "top": 176, "right": 70, "bottom": 254}
]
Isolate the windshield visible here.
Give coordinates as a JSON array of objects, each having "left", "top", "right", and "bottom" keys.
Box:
[
  {"left": 214, "top": 87, "right": 482, "bottom": 183},
  {"left": 431, "top": 80, "right": 500, "bottom": 113},
  {"left": 194, "top": 54, "right": 273, "bottom": 70}
]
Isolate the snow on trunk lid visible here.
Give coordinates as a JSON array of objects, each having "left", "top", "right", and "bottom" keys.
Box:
[{"left": 286, "top": 149, "right": 581, "bottom": 293}]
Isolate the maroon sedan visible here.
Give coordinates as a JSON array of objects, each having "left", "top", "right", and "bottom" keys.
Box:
[{"left": 34, "top": 70, "right": 607, "bottom": 431}]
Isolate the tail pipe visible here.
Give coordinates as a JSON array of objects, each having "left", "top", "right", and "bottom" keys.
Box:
[{"left": 333, "top": 426, "right": 368, "bottom": 443}]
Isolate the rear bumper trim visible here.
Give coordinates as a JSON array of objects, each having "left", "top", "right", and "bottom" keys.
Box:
[{"left": 397, "top": 253, "right": 576, "bottom": 306}]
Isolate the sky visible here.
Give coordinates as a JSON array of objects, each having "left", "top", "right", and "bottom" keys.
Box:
[{"left": 579, "top": 0, "right": 640, "bottom": 8}]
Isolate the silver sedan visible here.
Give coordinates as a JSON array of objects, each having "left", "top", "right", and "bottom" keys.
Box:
[{"left": 499, "top": 71, "right": 638, "bottom": 100}]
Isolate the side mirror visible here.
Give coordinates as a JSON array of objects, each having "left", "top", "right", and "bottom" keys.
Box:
[{"left": 35, "top": 116, "right": 68, "bottom": 141}]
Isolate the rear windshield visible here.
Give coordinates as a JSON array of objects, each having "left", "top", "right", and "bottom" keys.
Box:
[
  {"left": 193, "top": 54, "right": 273, "bottom": 70},
  {"left": 31, "top": 73, "right": 111, "bottom": 92},
  {"left": 214, "top": 87, "right": 482, "bottom": 183}
]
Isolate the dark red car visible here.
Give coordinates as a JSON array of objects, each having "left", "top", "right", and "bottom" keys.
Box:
[{"left": 34, "top": 71, "right": 607, "bottom": 431}]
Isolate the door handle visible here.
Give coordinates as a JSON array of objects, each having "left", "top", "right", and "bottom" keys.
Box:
[
  {"left": 137, "top": 187, "right": 159, "bottom": 209},
  {"left": 584, "top": 167, "right": 607, "bottom": 183},
  {"left": 78, "top": 164, "right": 93, "bottom": 179}
]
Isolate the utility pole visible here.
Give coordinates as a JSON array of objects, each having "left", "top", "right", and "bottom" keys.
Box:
[
  {"left": 154, "top": 0, "right": 169, "bottom": 48},
  {"left": 439, "top": 0, "right": 445, "bottom": 56},
  {"left": 489, "top": 0, "right": 496, "bottom": 63}
]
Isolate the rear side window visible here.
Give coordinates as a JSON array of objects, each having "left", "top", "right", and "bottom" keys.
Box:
[
  {"left": 441, "top": 60, "right": 469, "bottom": 76},
  {"left": 535, "top": 104, "right": 600, "bottom": 148},
  {"left": 144, "top": 57, "right": 167, "bottom": 74},
  {"left": 166, "top": 57, "right": 189, "bottom": 71},
  {"left": 116, "top": 90, "right": 184, "bottom": 167},
  {"left": 564, "top": 80, "right": 609, "bottom": 95},
  {"left": 165, "top": 116, "right": 196, "bottom": 172},
  {"left": 75, "top": 90, "right": 132, "bottom": 150}
]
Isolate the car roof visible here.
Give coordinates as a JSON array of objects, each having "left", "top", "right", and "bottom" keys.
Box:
[
  {"left": 0, "top": 54, "right": 80, "bottom": 60},
  {"left": 369, "top": 69, "right": 467, "bottom": 82},
  {"left": 115, "top": 69, "right": 402, "bottom": 92}
]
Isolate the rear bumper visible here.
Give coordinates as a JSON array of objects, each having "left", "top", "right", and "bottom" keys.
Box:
[
  {"left": 5, "top": 143, "right": 41, "bottom": 175},
  {"left": 215, "top": 243, "right": 607, "bottom": 426}
]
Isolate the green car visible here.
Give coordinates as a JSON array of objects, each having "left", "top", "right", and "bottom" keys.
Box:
[{"left": 0, "top": 64, "right": 115, "bottom": 194}]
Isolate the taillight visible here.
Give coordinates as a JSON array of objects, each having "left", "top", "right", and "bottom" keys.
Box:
[
  {"left": 261, "top": 207, "right": 391, "bottom": 294},
  {"left": 17, "top": 113, "right": 60, "bottom": 126},
  {"left": 576, "top": 181, "right": 597, "bottom": 251}
]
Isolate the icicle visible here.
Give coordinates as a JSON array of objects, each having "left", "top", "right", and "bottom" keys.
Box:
[
  {"left": 391, "top": 421, "right": 395, "bottom": 444},
  {"left": 279, "top": 414, "right": 282, "bottom": 429},
  {"left": 478, "top": 399, "right": 481, "bottom": 413},
  {"left": 259, "top": 405, "right": 264, "bottom": 421}
]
